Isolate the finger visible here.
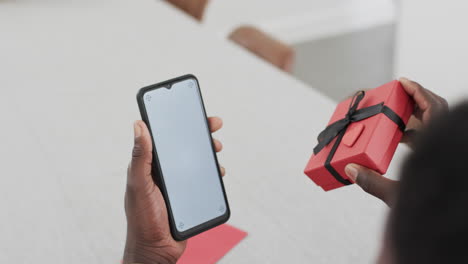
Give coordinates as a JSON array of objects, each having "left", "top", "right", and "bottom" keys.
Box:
[
  {"left": 127, "top": 121, "right": 154, "bottom": 190},
  {"left": 412, "top": 104, "right": 424, "bottom": 121},
  {"left": 208, "top": 117, "right": 223, "bottom": 133},
  {"left": 213, "top": 138, "right": 223, "bottom": 152},
  {"left": 405, "top": 115, "right": 423, "bottom": 131},
  {"left": 423, "top": 88, "right": 447, "bottom": 119},
  {"left": 399, "top": 77, "right": 436, "bottom": 123},
  {"left": 425, "top": 88, "right": 449, "bottom": 112},
  {"left": 401, "top": 129, "right": 418, "bottom": 148},
  {"left": 220, "top": 166, "right": 226, "bottom": 177},
  {"left": 345, "top": 164, "right": 399, "bottom": 207},
  {"left": 412, "top": 87, "right": 449, "bottom": 125},
  {"left": 401, "top": 116, "right": 421, "bottom": 149}
]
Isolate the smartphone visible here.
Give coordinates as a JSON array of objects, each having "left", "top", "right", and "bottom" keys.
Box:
[{"left": 136, "top": 74, "right": 230, "bottom": 240}]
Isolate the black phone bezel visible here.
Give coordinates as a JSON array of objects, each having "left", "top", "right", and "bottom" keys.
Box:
[{"left": 136, "top": 74, "right": 230, "bottom": 241}]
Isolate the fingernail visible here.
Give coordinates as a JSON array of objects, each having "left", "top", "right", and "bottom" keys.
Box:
[
  {"left": 399, "top": 77, "right": 410, "bottom": 82},
  {"left": 345, "top": 164, "right": 359, "bottom": 182},
  {"left": 133, "top": 121, "right": 141, "bottom": 138}
]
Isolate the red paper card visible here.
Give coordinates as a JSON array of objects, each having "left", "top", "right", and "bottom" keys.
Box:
[{"left": 178, "top": 224, "right": 247, "bottom": 264}]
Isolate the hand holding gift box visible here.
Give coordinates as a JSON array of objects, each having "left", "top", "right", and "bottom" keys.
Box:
[{"left": 304, "top": 80, "right": 414, "bottom": 191}]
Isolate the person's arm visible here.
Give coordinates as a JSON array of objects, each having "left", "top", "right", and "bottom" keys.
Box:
[
  {"left": 344, "top": 78, "right": 448, "bottom": 207},
  {"left": 123, "top": 117, "right": 224, "bottom": 264}
]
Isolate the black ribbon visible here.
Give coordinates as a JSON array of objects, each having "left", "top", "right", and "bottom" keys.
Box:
[{"left": 313, "top": 91, "right": 406, "bottom": 186}]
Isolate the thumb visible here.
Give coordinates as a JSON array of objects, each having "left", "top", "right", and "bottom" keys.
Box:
[
  {"left": 127, "top": 121, "right": 154, "bottom": 190},
  {"left": 345, "top": 164, "right": 398, "bottom": 207}
]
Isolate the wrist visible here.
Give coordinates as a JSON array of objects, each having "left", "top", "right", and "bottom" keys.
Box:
[
  {"left": 123, "top": 236, "right": 180, "bottom": 264},
  {"left": 123, "top": 249, "right": 175, "bottom": 264}
]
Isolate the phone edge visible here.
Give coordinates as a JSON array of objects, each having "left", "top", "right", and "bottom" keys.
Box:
[{"left": 135, "top": 74, "right": 230, "bottom": 241}]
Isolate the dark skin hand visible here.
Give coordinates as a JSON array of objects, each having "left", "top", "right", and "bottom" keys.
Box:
[
  {"left": 344, "top": 78, "right": 449, "bottom": 207},
  {"left": 124, "top": 117, "right": 225, "bottom": 264}
]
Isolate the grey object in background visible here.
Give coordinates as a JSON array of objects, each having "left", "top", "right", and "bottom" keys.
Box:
[{"left": 293, "top": 24, "right": 395, "bottom": 101}]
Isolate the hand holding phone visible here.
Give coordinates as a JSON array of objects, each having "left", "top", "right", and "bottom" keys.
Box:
[{"left": 124, "top": 116, "right": 225, "bottom": 264}]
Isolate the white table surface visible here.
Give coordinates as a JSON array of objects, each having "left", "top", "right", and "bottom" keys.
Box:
[{"left": 0, "top": 1, "right": 399, "bottom": 263}]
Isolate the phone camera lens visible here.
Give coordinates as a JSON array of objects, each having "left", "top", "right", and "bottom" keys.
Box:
[{"left": 145, "top": 94, "right": 152, "bottom": 102}]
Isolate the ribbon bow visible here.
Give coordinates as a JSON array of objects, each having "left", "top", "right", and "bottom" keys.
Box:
[{"left": 313, "top": 91, "right": 406, "bottom": 186}]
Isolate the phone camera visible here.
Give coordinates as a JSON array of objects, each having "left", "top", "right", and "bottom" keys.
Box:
[
  {"left": 188, "top": 81, "right": 194, "bottom": 88},
  {"left": 145, "top": 94, "right": 152, "bottom": 102}
]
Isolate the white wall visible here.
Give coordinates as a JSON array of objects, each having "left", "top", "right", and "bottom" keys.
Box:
[
  {"left": 395, "top": 1, "right": 468, "bottom": 103},
  {"left": 205, "top": 0, "right": 395, "bottom": 44}
]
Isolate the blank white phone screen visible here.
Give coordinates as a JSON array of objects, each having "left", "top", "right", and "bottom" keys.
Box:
[{"left": 143, "top": 78, "right": 227, "bottom": 232}]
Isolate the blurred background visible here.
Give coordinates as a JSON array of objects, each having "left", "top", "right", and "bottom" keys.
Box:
[
  {"left": 4, "top": 0, "right": 468, "bottom": 102},
  {"left": 202, "top": 0, "right": 468, "bottom": 102}
]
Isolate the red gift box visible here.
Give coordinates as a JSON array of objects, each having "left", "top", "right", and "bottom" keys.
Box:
[{"left": 304, "top": 80, "right": 414, "bottom": 191}]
